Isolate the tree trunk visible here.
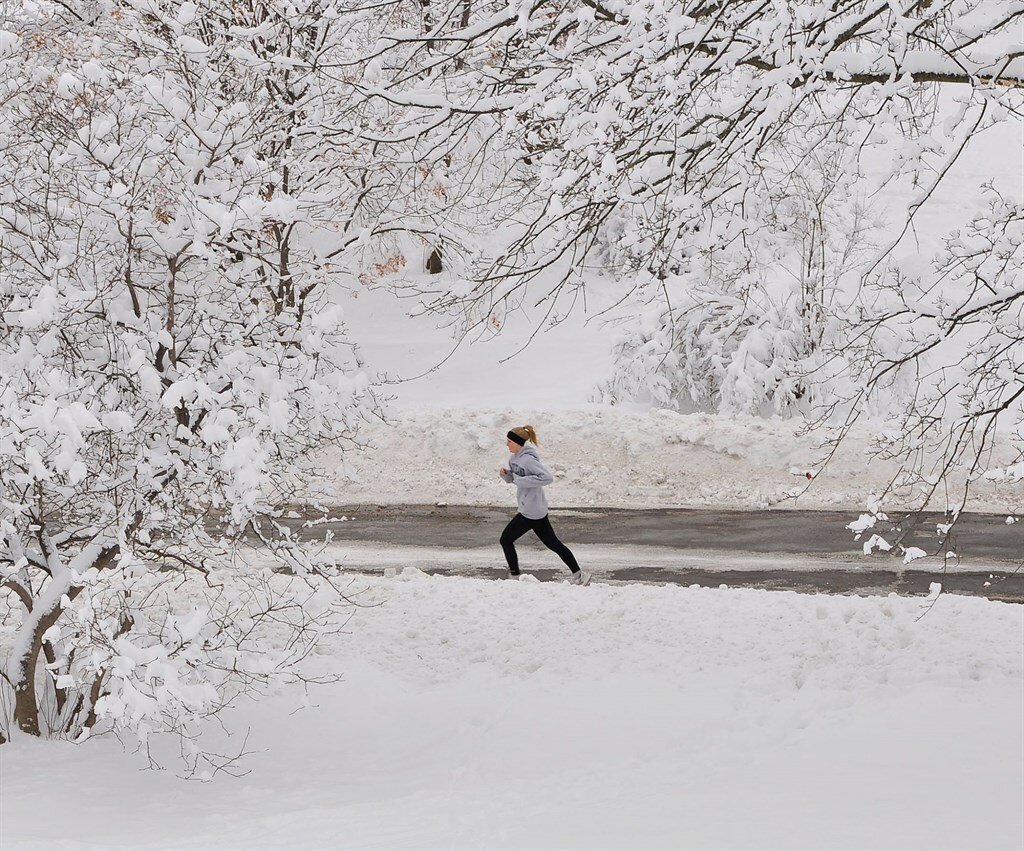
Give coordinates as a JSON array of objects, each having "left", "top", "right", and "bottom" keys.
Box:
[
  {"left": 12, "top": 603, "right": 65, "bottom": 736},
  {"left": 10, "top": 543, "right": 114, "bottom": 737}
]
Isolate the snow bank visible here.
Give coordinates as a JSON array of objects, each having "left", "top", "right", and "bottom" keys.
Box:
[
  {"left": 312, "top": 406, "right": 1021, "bottom": 513},
  {"left": 4, "top": 573, "right": 1021, "bottom": 850}
]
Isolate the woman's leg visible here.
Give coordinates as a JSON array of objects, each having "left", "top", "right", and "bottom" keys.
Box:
[
  {"left": 499, "top": 513, "right": 532, "bottom": 574},
  {"left": 531, "top": 516, "right": 582, "bottom": 573}
]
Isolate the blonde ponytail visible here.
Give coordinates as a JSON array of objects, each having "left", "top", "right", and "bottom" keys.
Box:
[{"left": 513, "top": 425, "right": 538, "bottom": 445}]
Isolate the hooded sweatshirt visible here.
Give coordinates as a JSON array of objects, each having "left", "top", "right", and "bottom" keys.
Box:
[{"left": 502, "top": 445, "right": 554, "bottom": 519}]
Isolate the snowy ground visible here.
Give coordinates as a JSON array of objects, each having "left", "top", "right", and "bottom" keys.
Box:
[{"left": 4, "top": 570, "right": 1022, "bottom": 851}]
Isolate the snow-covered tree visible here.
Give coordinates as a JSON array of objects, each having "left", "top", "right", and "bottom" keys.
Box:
[
  {"left": 367, "top": 0, "right": 1022, "bottom": 515},
  {"left": 0, "top": 0, "right": 393, "bottom": 751},
  {"left": 832, "top": 187, "right": 1023, "bottom": 519},
  {"left": 368, "top": 1, "right": 1016, "bottom": 291}
]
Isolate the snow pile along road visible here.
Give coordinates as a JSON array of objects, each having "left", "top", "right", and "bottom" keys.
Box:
[
  {"left": 313, "top": 407, "right": 1022, "bottom": 514},
  {"left": 4, "top": 572, "right": 1022, "bottom": 850}
]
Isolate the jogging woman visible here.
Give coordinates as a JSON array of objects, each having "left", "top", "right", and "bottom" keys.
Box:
[{"left": 498, "top": 426, "right": 591, "bottom": 585}]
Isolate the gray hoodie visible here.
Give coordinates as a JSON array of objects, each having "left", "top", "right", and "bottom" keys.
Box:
[{"left": 501, "top": 445, "right": 554, "bottom": 519}]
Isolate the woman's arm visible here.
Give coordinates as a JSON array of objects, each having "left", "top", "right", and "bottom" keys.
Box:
[{"left": 512, "top": 456, "right": 554, "bottom": 487}]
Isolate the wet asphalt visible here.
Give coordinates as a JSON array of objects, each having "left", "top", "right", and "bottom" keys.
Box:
[{"left": 284, "top": 504, "right": 1024, "bottom": 602}]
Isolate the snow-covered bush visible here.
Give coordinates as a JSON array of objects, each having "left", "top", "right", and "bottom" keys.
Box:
[
  {"left": 598, "top": 143, "right": 880, "bottom": 414},
  {"left": 0, "top": 1, "right": 385, "bottom": 753},
  {"left": 600, "top": 287, "right": 819, "bottom": 415}
]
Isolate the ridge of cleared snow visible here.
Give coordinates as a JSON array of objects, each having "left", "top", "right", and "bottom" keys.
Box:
[{"left": 312, "top": 406, "right": 1021, "bottom": 513}]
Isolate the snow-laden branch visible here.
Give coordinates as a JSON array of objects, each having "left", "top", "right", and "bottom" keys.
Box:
[{"left": 819, "top": 50, "right": 1024, "bottom": 86}]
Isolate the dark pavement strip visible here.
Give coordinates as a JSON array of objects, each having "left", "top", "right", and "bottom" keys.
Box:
[
  {"left": 287, "top": 504, "right": 1022, "bottom": 556},
  {"left": 277, "top": 504, "right": 1024, "bottom": 602}
]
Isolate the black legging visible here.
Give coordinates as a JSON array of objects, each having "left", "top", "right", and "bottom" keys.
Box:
[{"left": 500, "top": 513, "right": 581, "bottom": 575}]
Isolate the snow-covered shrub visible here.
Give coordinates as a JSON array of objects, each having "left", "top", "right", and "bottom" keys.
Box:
[
  {"left": 601, "top": 286, "right": 819, "bottom": 415},
  {"left": 598, "top": 142, "right": 879, "bottom": 414}
]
